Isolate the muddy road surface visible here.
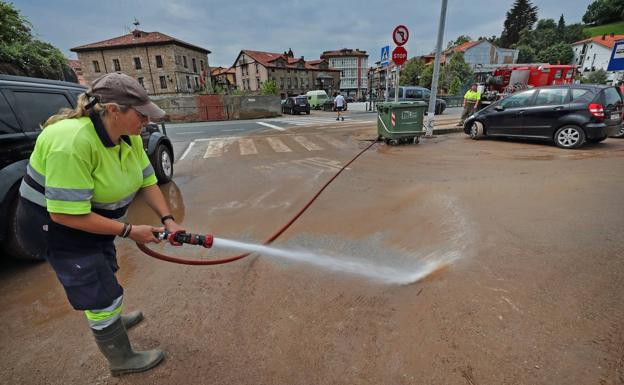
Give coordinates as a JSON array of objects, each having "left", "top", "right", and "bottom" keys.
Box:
[{"left": 1, "top": 124, "right": 623, "bottom": 385}]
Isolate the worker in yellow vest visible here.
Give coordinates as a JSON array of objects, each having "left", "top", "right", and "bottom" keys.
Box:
[{"left": 457, "top": 83, "right": 481, "bottom": 126}]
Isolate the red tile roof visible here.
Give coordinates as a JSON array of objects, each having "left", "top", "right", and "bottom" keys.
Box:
[
  {"left": 71, "top": 30, "right": 210, "bottom": 53},
  {"left": 321, "top": 48, "right": 368, "bottom": 58},
  {"left": 210, "top": 66, "right": 235, "bottom": 76},
  {"left": 450, "top": 40, "right": 482, "bottom": 53},
  {"left": 572, "top": 34, "right": 624, "bottom": 49},
  {"left": 67, "top": 59, "right": 81, "bottom": 69},
  {"left": 239, "top": 50, "right": 339, "bottom": 71}
]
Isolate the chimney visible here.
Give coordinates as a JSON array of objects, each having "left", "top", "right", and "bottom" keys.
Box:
[
  {"left": 132, "top": 29, "right": 142, "bottom": 38},
  {"left": 610, "top": 32, "right": 615, "bottom": 37},
  {"left": 602, "top": 34, "right": 606, "bottom": 40},
  {"left": 300, "top": 55, "right": 304, "bottom": 60}
]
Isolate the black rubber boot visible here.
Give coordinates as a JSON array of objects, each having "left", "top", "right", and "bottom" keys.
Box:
[
  {"left": 121, "top": 310, "right": 143, "bottom": 330},
  {"left": 92, "top": 318, "right": 164, "bottom": 376}
]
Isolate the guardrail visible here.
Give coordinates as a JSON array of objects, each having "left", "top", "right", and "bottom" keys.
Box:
[{"left": 438, "top": 96, "right": 463, "bottom": 107}]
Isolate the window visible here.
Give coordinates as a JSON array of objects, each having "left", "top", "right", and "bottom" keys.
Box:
[
  {"left": 160, "top": 76, "right": 167, "bottom": 89},
  {"left": 604, "top": 87, "right": 623, "bottom": 109},
  {"left": 137, "top": 77, "right": 145, "bottom": 88},
  {"left": 12, "top": 91, "right": 72, "bottom": 132},
  {"left": 186, "top": 76, "right": 191, "bottom": 89},
  {"left": 535, "top": 88, "right": 568, "bottom": 106},
  {"left": 156, "top": 55, "right": 163, "bottom": 68},
  {"left": 405, "top": 88, "right": 423, "bottom": 99},
  {"left": 499, "top": 90, "right": 535, "bottom": 108},
  {"left": 194, "top": 77, "right": 199, "bottom": 88},
  {"left": 134, "top": 57, "right": 142, "bottom": 70},
  {"left": 183, "top": 56, "right": 188, "bottom": 68},
  {"left": 200, "top": 60, "right": 204, "bottom": 71},
  {"left": 256, "top": 78, "right": 260, "bottom": 89},
  {"left": 0, "top": 93, "right": 20, "bottom": 134},
  {"left": 113, "top": 59, "right": 121, "bottom": 71},
  {"left": 255, "top": 63, "right": 259, "bottom": 73},
  {"left": 192, "top": 58, "right": 197, "bottom": 73},
  {"left": 294, "top": 78, "right": 298, "bottom": 88},
  {"left": 93, "top": 60, "right": 101, "bottom": 72},
  {"left": 571, "top": 89, "right": 593, "bottom": 103}
]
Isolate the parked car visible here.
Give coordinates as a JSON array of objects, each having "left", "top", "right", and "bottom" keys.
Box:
[
  {"left": 611, "top": 122, "right": 624, "bottom": 138},
  {"left": 464, "top": 84, "right": 623, "bottom": 149},
  {"left": 0, "top": 74, "right": 174, "bottom": 260},
  {"left": 282, "top": 96, "right": 310, "bottom": 115},
  {"left": 387, "top": 86, "right": 447, "bottom": 114},
  {"left": 306, "top": 90, "right": 329, "bottom": 110}
]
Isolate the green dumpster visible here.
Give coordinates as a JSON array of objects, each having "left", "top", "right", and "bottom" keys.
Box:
[{"left": 377, "top": 101, "right": 426, "bottom": 145}]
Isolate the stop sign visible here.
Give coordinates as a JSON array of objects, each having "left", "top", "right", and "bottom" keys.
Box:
[{"left": 392, "top": 46, "right": 408, "bottom": 66}]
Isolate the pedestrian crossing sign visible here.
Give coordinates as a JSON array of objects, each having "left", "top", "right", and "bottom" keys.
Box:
[{"left": 380, "top": 46, "right": 390, "bottom": 66}]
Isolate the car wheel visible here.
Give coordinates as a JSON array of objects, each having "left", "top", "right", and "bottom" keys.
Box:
[
  {"left": 469, "top": 121, "right": 484, "bottom": 140},
  {"left": 4, "top": 186, "right": 45, "bottom": 261},
  {"left": 586, "top": 136, "right": 607, "bottom": 143},
  {"left": 554, "top": 125, "right": 585, "bottom": 149},
  {"left": 305, "top": 111, "right": 310, "bottom": 115},
  {"left": 150, "top": 143, "right": 173, "bottom": 184}
]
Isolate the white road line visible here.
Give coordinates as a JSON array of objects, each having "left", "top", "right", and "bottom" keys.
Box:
[
  {"left": 178, "top": 131, "right": 203, "bottom": 135},
  {"left": 203, "top": 140, "right": 228, "bottom": 158},
  {"left": 266, "top": 137, "right": 292, "bottom": 152},
  {"left": 257, "top": 121, "right": 285, "bottom": 131},
  {"left": 238, "top": 138, "right": 258, "bottom": 155},
  {"left": 293, "top": 136, "right": 322, "bottom": 151},
  {"left": 316, "top": 134, "right": 347, "bottom": 148},
  {"left": 179, "top": 141, "right": 195, "bottom": 161},
  {"left": 222, "top": 128, "right": 245, "bottom": 132}
]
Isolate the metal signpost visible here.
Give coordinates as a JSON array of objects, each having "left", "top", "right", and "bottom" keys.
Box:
[
  {"left": 392, "top": 25, "right": 409, "bottom": 102},
  {"left": 381, "top": 45, "right": 390, "bottom": 102},
  {"left": 425, "top": 0, "right": 448, "bottom": 137}
]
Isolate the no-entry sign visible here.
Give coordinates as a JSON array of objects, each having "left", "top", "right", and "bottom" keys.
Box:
[{"left": 392, "top": 46, "right": 408, "bottom": 66}]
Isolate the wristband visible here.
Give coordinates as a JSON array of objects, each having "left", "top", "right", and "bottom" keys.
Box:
[
  {"left": 121, "top": 223, "right": 132, "bottom": 238},
  {"left": 120, "top": 223, "right": 129, "bottom": 238},
  {"left": 160, "top": 215, "right": 175, "bottom": 224}
]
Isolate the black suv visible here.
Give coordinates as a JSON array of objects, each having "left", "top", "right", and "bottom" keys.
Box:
[
  {"left": 464, "top": 84, "right": 623, "bottom": 149},
  {"left": 0, "top": 75, "right": 174, "bottom": 260},
  {"left": 282, "top": 96, "right": 311, "bottom": 115}
]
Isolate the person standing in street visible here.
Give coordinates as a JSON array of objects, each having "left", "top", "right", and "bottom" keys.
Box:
[
  {"left": 16, "top": 73, "right": 184, "bottom": 376},
  {"left": 334, "top": 92, "right": 346, "bottom": 121},
  {"left": 457, "top": 83, "right": 481, "bottom": 126}
]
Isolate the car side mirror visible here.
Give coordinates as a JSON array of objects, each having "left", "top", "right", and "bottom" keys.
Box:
[{"left": 494, "top": 105, "right": 505, "bottom": 111}]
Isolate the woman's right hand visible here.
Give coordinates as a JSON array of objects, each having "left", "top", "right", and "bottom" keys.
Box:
[{"left": 128, "top": 224, "right": 162, "bottom": 244}]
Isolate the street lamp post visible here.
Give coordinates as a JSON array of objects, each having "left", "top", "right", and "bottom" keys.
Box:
[{"left": 425, "top": 0, "right": 448, "bottom": 137}]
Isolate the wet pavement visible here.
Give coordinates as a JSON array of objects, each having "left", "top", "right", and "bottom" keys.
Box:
[{"left": 1, "top": 122, "right": 623, "bottom": 384}]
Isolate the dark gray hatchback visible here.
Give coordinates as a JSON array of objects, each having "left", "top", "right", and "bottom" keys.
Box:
[
  {"left": 464, "top": 84, "right": 623, "bottom": 149},
  {"left": 0, "top": 75, "right": 174, "bottom": 260}
]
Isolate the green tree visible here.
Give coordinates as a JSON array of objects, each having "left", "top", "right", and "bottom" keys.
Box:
[
  {"left": 441, "top": 52, "right": 473, "bottom": 95},
  {"left": 260, "top": 79, "right": 278, "bottom": 95},
  {"left": 557, "top": 14, "right": 566, "bottom": 33},
  {"left": 536, "top": 43, "right": 574, "bottom": 64},
  {"left": 583, "top": 0, "right": 624, "bottom": 25},
  {"left": 399, "top": 58, "right": 425, "bottom": 86},
  {"left": 419, "top": 65, "right": 434, "bottom": 89},
  {"left": 446, "top": 35, "right": 472, "bottom": 49},
  {"left": 582, "top": 69, "right": 608, "bottom": 84},
  {"left": 564, "top": 23, "right": 589, "bottom": 44},
  {"left": 499, "top": 0, "right": 539, "bottom": 47},
  {"left": 516, "top": 44, "right": 536, "bottom": 63},
  {"left": 0, "top": 1, "right": 70, "bottom": 80}
]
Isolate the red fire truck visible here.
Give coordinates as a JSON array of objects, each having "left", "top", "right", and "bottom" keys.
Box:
[{"left": 480, "top": 64, "right": 577, "bottom": 107}]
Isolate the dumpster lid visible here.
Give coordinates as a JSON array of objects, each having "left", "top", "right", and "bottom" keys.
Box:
[{"left": 377, "top": 101, "right": 427, "bottom": 108}]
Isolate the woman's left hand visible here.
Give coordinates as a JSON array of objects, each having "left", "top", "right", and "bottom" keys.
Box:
[{"left": 164, "top": 220, "right": 185, "bottom": 234}]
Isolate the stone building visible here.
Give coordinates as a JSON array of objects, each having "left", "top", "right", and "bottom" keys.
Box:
[
  {"left": 320, "top": 48, "right": 369, "bottom": 99},
  {"left": 231, "top": 49, "right": 340, "bottom": 98},
  {"left": 211, "top": 66, "right": 237, "bottom": 92},
  {"left": 71, "top": 29, "right": 211, "bottom": 95}
]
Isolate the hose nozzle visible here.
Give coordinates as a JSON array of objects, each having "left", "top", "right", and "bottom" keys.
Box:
[{"left": 154, "top": 230, "right": 214, "bottom": 248}]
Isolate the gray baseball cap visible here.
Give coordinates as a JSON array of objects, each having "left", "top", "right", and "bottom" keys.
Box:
[{"left": 87, "top": 72, "right": 165, "bottom": 119}]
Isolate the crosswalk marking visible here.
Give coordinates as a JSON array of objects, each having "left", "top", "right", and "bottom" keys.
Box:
[
  {"left": 293, "top": 136, "right": 322, "bottom": 151},
  {"left": 203, "top": 140, "right": 228, "bottom": 158},
  {"left": 266, "top": 137, "right": 292, "bottom": 152},
  {"left": 257, "top": 121, "right": 286, "bottom": 131},
  {"left": 238, "top": 138, "right": 258, "bottom": 155},
  {"left": 316, "top": 134, "right": 347, "bottom": 149}
]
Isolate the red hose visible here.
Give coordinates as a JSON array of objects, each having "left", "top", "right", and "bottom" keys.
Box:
[{"left": 137, "top": 139, "right": 378, "bottom": 265}]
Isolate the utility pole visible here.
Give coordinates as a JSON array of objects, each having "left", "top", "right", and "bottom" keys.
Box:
[{"left": 425, "top": 0, "right": 448, "bottom": 137}]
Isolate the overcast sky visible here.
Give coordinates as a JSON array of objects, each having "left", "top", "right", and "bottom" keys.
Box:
[{"left": 15, "top": 0, "right": 591, "bottom": 67}]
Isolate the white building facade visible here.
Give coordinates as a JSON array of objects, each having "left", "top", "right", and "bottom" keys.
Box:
[
  {"left": 321, "top": 49, "right": 368, "bottom": 99},
  {"left": 571, "top": 34, "right": 624, "bottom": 84}
]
